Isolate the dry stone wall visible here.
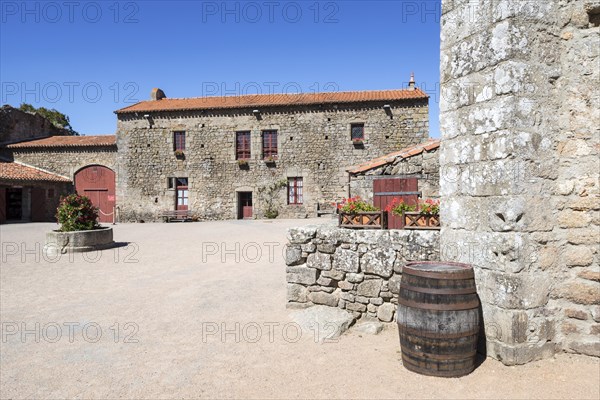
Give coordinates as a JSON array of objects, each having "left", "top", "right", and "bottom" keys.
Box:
[
  {"left": 285, "top": 224, "right": 439, "bottom": 321},
  {"left": 440, "top": 0, "right": 599, "bottom": 364},
  {"left": 116, "top": 100, "right": 428, "bottom": 222}
]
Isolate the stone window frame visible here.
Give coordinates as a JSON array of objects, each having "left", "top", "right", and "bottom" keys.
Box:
[
  {"left": 350, "top": 123, "right": 365, "bottom": 141},
  {"left": 173, "top": 131, "right": 186, "bottom": 151},
  {"left": 287, "top": 177, "right": 303, "bottom": 205}
]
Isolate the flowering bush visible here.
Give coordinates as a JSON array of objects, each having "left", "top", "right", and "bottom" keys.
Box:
[
  {"left": 336, "top": 197, "right": 379, "bottom": 213},
  {"left": 385, "top": 198, "right": 417, "bottom": 216},
  {"left": 419, "top": 199, "right": 440, "bottom": 215},
  {"left": 55, "top": 194, "right": 100, "bottom": 232}
]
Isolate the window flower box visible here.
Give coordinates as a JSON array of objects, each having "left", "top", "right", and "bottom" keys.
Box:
[
  {"left": 174, "top": 150, "right": 185, "bottom": 159},
  {"left": 237, "top": 159, "right": 249, "bottom": 169},
  {"left": 352, "top": 138, "right": 364, "bottom": 146},
  {"left": 339, "top": 211, "right": 387, "bottom": 229},
  {"left": 264, "top": 156, "right": 277, "bottom": 165},
  {"left": 402, "top": 211, "right": 440, "bottom": 230}
]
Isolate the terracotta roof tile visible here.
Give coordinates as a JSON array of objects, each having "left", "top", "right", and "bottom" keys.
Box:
[
  {"left": 6, "top": 135, "right": 116, "bottom": 149},
  {"left": 115, "top": 88, "right": 429, "bottom": 114},
  {"left": 347, "top": 139, "right": 441, "bottom": 174},
  {"left": 0, "top": 161, "right": 71, "bottom": 182}
]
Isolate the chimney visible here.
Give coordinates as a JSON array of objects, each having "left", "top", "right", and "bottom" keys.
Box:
[
  {"left": 408, "top": 72, "right": 415, "bottom": 91},
  {"left": 151, "top": 88, "right": 166, "bottom": 100}
]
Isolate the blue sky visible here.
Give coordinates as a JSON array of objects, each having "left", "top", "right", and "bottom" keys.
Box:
[{"left": 1, "top": 1, "right": 441, "bottom": 136}]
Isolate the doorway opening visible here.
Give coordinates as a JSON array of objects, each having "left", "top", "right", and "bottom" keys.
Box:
[{"left": 237, "top": 192, "right": 253, "bottom": 220}]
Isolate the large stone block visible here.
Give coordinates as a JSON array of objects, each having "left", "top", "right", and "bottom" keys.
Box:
[
  {"left": 287, "top": 226, "right": 317, "bottom": 244},
  {"left": 553, "top": 281, "right": 600, "bottom": 305},
  {"left": 333, "top": 248, "right": 360, "bottom": 273},
  {"left": 478, "top": 271, "right": 551, "bottom": 309},
  {"left": 306, "top": 252, "right": 332, "bottom": 270},
  {"left": 356, "top": 279, "right": 382, "bottom": 297},
  {"left": 286, "top": 266, "right": 317, "bottom": 286},
  {"left": 361, "top": 247, "right": 396, "bottom": 278},
  {"left": 308, "top": 291, "right": 339, "bottom": 308},
  {"left": 285, "top": 245, "right": 305, "bottom": 266},
  {"left": 377, "top": 303, "right": 396, "bottom": 322},
  {"left": 287, "top": 284, "right": 309, "bottom": 303}
]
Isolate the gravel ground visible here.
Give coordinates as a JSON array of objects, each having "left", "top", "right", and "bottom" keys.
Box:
[{"left": 1, "top": 220, "right": 598, "bottom": 399}]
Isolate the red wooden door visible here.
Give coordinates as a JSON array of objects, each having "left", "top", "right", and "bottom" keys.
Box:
[
  {"left": 238, "top": 192, "right": 253, "bottom": 219},
  {"left": 176, "top": 186, "right": 189, "bottom": 211},
  {"left": 373, "top": 178, "right": 419, "bottom": 229},
  {"left": 75, "top": 165, "right": 116, "bottom": 223},
  {"left": 31, "top": 187, "right": 46, "bottom": 222}
]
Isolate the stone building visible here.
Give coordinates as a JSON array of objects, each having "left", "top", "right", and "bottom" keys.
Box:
[
  {"left": 114, "top": 84, "right": 430, "bottom": 221},
  {"left": 1, "top": 107, "right": 117, "bottom": 223},
  {"left": 347, "top": 138, "right": 440, "bottom": 202},
  {"left": 439, "top": 0, "right": 599, "bottom": 363}
]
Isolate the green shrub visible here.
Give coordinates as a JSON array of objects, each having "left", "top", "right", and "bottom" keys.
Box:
[{"left": 55, "top": 194, "right": 100, "bottom": 232}]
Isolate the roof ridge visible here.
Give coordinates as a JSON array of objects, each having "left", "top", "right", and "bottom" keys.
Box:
[{"left": 136, "top": 87, "right": 423, "bottom": 102}]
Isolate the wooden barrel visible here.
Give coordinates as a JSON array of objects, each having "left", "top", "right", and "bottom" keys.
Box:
[{"left": 397, "top": 261, "right": 480, "bottom": 377}]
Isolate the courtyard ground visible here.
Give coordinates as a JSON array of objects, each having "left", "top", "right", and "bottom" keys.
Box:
[{"left": 0, "top": 220, "right": 598, "bottom": 399}]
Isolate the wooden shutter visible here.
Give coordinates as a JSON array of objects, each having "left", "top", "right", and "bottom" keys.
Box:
[{"left": 373, "top": 178, "right": 419, "bottom": 229}]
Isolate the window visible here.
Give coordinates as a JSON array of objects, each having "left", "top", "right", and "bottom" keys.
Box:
[
  {"left": 351, "top": 123, "right": 364, "bottom": 140},
  {"left": 168, "top": 177, "right": 188, "bottom": 190},
  {"left": 262, "top": 130, "right": 278, "bottom": 159},
  {"left": 236, "top": 131, "right": 251, "bottom": 160},
  {"left": 174, "top": 131, "right": 186, "bottom": 151},
  {"left": 288, "top": 177, "right": 303, "bottom": 205}
]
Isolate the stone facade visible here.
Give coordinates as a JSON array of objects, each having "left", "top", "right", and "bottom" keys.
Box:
[
  {"left": 115, "top": 93, "right": 429, "bottom": 222},
  {"left": 440, "top": 0, "right": 599, "bottom": 364},
  {"left": 349, "top": 141, "right": 440, "bottom": 202},
  {"left": 285, "top": 224, "right": 440, "bottom": 321},
  {"left": 6, "top": 146, "right": 117, "bottom": 180}
]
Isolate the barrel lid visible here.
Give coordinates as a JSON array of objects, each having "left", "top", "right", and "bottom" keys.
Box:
[{"left": 403, "top": 261, "right": 474, "bottom": 279}]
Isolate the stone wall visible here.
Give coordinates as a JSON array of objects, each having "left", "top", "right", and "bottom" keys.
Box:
[
  {"left": 349, "top": 146, "right": 440, "bottom": 202},
  {"left": 0, "top": 105, "right": 71, "bottom": 145},
  {"left": 116, "top": 100, "right": 428, "bottom": 222},
  {"left": 285, "top": 224, "right": 439, "bottom": 321},
  {"left": 440, "top": 0, "right": 599, "bottom": 364},
  {"left": 7, "top": 146, "right": 117, "bottom": 180}
]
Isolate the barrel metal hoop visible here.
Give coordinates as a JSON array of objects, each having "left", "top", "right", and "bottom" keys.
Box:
[
  {"left": 401, "top": 356, "right": 475, "bottom": 378},
  {"left": 402, "top": 267, "right": 475, "bottom": 280},
  {"left": 400, "top": 345, "right": 477, "bottom": 361},
  {"left": 400, "top": 283, "right": 477, "bottom": 295},
  {"left": 397, "top": 297, "right": 480, "bottom": 311},
  {"left": 398, "top": 325, "right": 480, "bottom": 339}
]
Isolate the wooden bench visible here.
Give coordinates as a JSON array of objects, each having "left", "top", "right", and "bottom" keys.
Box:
[
  {"left": 316, "top": 202, "right": 337, "bottom": 217},
  {"left": 160, "top": 210, "right": 195, "bottom": 222}
]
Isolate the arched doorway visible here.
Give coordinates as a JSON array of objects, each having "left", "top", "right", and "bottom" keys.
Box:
[{"left": 75, "top": 165, "right": 116, "bottom": 223}]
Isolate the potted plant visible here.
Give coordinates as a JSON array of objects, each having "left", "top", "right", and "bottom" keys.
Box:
[
  {"left": 352, "top": 138, "right": 364, "bottom": 146},
  {"left": 264, "top": 155, "right": 277, "bottom": 165},
  {"left": 337, "top": 197, "right": 386, "bottom": 229},
  {"left": 174, "top": 149, "right": 185, "bottom": 159},
  {"left": 385, "top": 197, "right": 417, "bottom": 229},
  {"left": 45, "top": 194, "right": 115, "bottom": 255},
  {"left": 403, "top": 199, "right": 441, "bottom": 230},
  {"left": 237, "top": 159, "right": 249, "bottom": 169}
]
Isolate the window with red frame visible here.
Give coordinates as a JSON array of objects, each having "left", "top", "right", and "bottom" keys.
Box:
[
  {"left": 288, "top": 177, "right": 303, "bottom": 205},
  {"left": 236, "top": 131, "right": 251, "bottom": 160},
  {"left": 351, "top": 123, "right": 364, "bottom": 140},
  {"left": 262, "top": 130, "right": 278, "bottom": 159},
  {"left": 173, "top": 131, "right": 186, "bottom": 151}
]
